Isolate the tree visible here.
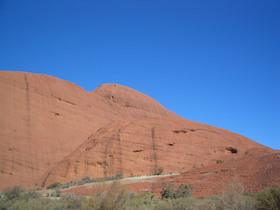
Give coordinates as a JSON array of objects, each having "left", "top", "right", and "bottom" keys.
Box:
[{"left": 221, "top": 177, "right": 246, "bottom": 210}]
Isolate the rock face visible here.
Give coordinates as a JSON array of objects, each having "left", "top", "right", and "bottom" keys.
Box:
[
  {"left": 41, "top": 117, "right": 270, "bottom": 187},
  {"left": 0, "top": 71, "right": 278, "bottom": 196},
  {"left": 63, "top": 148, "right": 280, "bottom": 198},
  {"left": 0, "top": 71, "right": 176, "bottom": 190}
]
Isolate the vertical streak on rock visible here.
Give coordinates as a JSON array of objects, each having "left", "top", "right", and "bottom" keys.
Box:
[
  {"left": 41, "top": 171, "right": 51, "bottom": 188},
  {"left": 103, "top": 129, "right": 123, "bottom": 177},
  {"left": 104, "top": 133, "right": 114, "bottom": 177},
  {"left": 103, "top": 137, "right": 110, "bottom": 177},
  {"left": 152, "top": 127, "right": 157, "bottom": 172},
  {"left": 117, "top": 129, "right": 123, "bottom": 175},
  {"left": 24, "top": 74, "right": 33, "bottom": 174},
  {"left": 24, "top": 74, "right": 30, "bottom": 129}
]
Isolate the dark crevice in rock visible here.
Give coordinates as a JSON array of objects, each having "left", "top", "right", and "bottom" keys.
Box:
[
  {"left": 133, "top": 149, "right": 143, "bottom": 153},
  {"left": 226, "top": 147, "right": 238, "bottom": 154},
  {"left": 173, "top": 130, "right": 187, "bottom": 134},
  {"left": 51, "top": 95, "right": 77, "bottom": 106}
]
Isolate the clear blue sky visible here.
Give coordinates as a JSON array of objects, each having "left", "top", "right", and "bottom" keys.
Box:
[{"left": 1, "top": 0, "right": 279, "bottom": 149}]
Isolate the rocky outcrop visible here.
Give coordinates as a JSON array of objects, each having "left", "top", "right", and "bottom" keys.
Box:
[
  {"left": 0, "top": 71, "right": 277, "bottom": 196},
  {"left": 0, "top": 71, "right": 176, "bottom": 190},
  {"left": 41, "top": 116, "right": 271, "bottom": 187}
]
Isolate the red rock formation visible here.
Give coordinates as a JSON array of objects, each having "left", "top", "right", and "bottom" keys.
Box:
[
  {"left": 0, "top": 71, "right": 278, "bottom": 197},
  {"left": 126, "top": 148, "right": 280, "bottom": 198},
  {"left": 0, "top": 71, "right": 175, "bottom": 190},
  {"left": 63, "top": 149, "right": 280, "bottom": 198},
  {"left": 41, "top": 116, "right": 272, "bottom": 188}
]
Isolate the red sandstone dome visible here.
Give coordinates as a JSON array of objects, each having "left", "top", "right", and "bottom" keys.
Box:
[{"left": 0, "top": 71, "right": 279, "bottom": 196}]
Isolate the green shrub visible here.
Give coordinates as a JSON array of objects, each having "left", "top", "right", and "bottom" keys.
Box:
[
  {"left": 46, "top": 182, "right": 60, "bottom": 190},
  {"left": 160, "top": 183, "right": 194, "bottom": 199},
  {"left": 47, "top": 190, "right": 61, "bottom": 197},
  {"left": 83, "top": 180, "right": 130, "bottom": 210},
  {"left": 61, "top": 193, "right": 76, "bottom": 201},
  {"left": 216, "top": 160, "right": 224, "bottom": 164},
  {"left": 191, "top": 198, "right": 217, "bottom": 210},
  {"left": 0, "top": 197, "right": 13, "bottom": 210},
  {"left": 160, "top": 183, "right": 176, "bottom": 199},
  {"left": 3, "top": 186, "right": 24, "bottom": 200},
  {"left": 131, "top": 192, "right": 156, "bottom": 208},
  {"left": 155, "top": 167, "right": 164, "bottom": 175},
  {"left": 20, "top": 190, "right": 42, "bottom": 201},
  {"left": 256, "top": 187, "right": 280, "bottom": 210},
  {"left": 176, "top": 184, "right": 194, "bottom": 198},
  {"left": 115, "top": 172, "right": 123, "bottom": 179},
  {"left": 78, "top": 176, "right": 91, "bottom": 185}
]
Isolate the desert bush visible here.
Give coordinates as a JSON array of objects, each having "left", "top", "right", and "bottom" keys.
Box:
[
  {"left": 153, "top": 198, "right": 173, "bottom": 210},
  {"left": 0, "top": 198, "right": 13, "bottom": 210},
  {"left": 116, "top": 172, "right": 124, "bottom": 179},
  {"left": 153, "top": 197, "right": 195, "bottom": 210},
  {"left": 7, "top": 198, "right": 52, "bottom": 210},
  {"left": 78, "top": 176, "right": 91, "bottom": 186},
  {"left": 131, "top": 191, "right": 156, "bottom": 208},
  {"left": 191, "top": 198, "right": 218, "bottom": 210},
  {"left": 176, "top": 184, "right": 194, "bottom": 198},
  {"left": 61, "top": 193, "right": 83, "bottom": 210},
  {"left": 160, "top": 183, "right": 194, "bottom": 199},
  {"left": 60, "top": 182, "right": 73, "bottom": 189},
  {"left": 20, "top": 190, "right": 42, "bottom": 201},
  {"left": 48, "top": 189, "right": 61, "bottom": 197},
  {"left": 221, "top": 177, "right": 254, "bottom": 210},
  {"left": 154, "top": 167, "right": 164, "bottom": 175},
  {"left": 242, "top": 192, "right": 257, "bottom": 210},
  {"left": 216, "top": 160, "right": 224, "bottom": 164},
  {"left": 171, "top": 197, "right": 195, "bottom": 210},
  {"left": 3, "top": 186, "right": 24, "bottom": 200},
  {"left": 61, "top": 192, "right": 76, "bottom": 201},
  {"left": 160, "top": 183, "right": 176, "bottom": 199},
  {"left": 83, "top": 180, "right": 130, "bottom": 210},
  {"left": 46, "top": 182, "right": 61, "bottom": 190},
  {"left": 256, "top": 187, "right": 280, "bottom": 210}
]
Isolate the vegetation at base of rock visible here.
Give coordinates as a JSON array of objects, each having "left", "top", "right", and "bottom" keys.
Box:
[
  {"left": 1, "top": 181, "right": 280, "bottom": 210},
  {"left": 82, "top": 180, "right": 130, "bottom": 210},
  {"left": 154, "top": 167, "right": 164, "bottom": 175},
  {"left": 2, "top": 186, "right": 24, "bottom": 200},
  {"left": 256, "top": 187, "right": 280, "bottom": 210},
  {"left": 46, "top": 182, "right": 61, "bottom": 190},
  {"left": 160, "top": 183, "right": 194, "bottom": 199},
  {"left": 216, "top": 159, "right": 224, "bottom": 164},
  {"left": 52, "top": 172, "right": 124, "bottom": 190}
]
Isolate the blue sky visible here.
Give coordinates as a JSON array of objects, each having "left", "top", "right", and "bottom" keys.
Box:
[{"left": 1, "top": 0, "right": 279, "bottom": 149}]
